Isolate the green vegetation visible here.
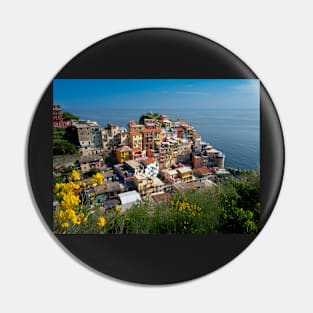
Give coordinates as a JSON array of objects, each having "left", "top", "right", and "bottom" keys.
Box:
[
  {"left": 139, "top": 112, "right": 160, "bottom": 124},
  {"left": 110, "top": 171, "right": 260, "bottom": 234},
  {"left": 63, "top": 111, "right": 79, "bottom": 121},
  {"left": 53, "top": 170, "right": 260, "bottom": 234},
  {"left": 87, "top": 168, "right": 100, "bottom": 176},
  {"left": 53, "top": 127, "right": 78, "bottom": 155}
]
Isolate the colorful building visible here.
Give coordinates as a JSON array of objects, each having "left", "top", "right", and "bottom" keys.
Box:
[
  {"left": 116, "top": 146, "right": 131, "bottom": 163},
  {"left": 140, "top": 158, "right": 159, "bottom": 177},
  {"left": 177, "top": 166, "right": 193, "bottom": 183},
  {"left": 164, "top": 169, "right": 181, "bottom": 185},
  {"left": 141, "top": 125, "right": 162, "bottom": 150},
  {"left": 130, "top": 148, "right": 146, "bottom": 161},
  {"left": 102, "top": 123, "right": 127, "bottom": 151},
  {"left": 53, "top": 104, "right": 71, "bottom": 127},
  {"left": 72, "top": 120, "right": 102, "bottom": 148},
  {"left": 156, "top": 140, "right": 178, "bottom": 169},
  {"left": 128, "top": 120, "right": 144, "bottom": 133},
  {"left": 124, "top": 160, "right": 145, "bottom": 175},
  {"left": 116, "top": 129, "right": 129, "bottom": 147},
  {"left": 177, "top": 139, "right": 192, "bottom": 163},
  {"left": 129, "top": 131, "right": 143, "bottom": 149},
  {"left": 133, "top": 174, "right": 165, "bottom": 198}
]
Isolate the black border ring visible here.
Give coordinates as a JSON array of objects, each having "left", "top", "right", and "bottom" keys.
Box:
[{"left": 27, "top": 28, "right": 284, "bottom": 284}]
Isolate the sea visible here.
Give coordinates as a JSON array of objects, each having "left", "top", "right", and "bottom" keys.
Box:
[{"left": 72, "top": 106, "right": 259, "bottom": 170}]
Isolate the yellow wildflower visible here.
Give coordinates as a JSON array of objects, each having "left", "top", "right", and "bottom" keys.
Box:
[
  {"left": 90, "top": 172, "right": 104, "bottom": 186},
  {"left": 61, "top": 222, "right": 69, "bottom": 228},
  {"left": 60, "top": 191, "right": 80, "bottom": 210},
  {"left": 97, "top": 216, "right": 106, "bottom": 227},
  {"left": 70, "top": 214, "right": 80, "bottom": 225},
  {"left": 114, "top": 204, "right": 121, "bottom": 213},
  {"left": 54, "top": 183, "right": 61, "bottom": 193},
  {"left": 65, "top": 208, "right": 76, "bottom": 218},
  {"left": 71, "top": 170, "right": 80, "bottom": 181}
]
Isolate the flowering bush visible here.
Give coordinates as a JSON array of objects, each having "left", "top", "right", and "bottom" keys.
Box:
[
  {"left": 53, "top": 171, "right": 121, "bottom": 234},
  {"left": 53, "top": 170, "right": 260, "bottom": 234},
  {"left": 71, "top": 170, "right": 80, "bottom": 181},
  {"left": 90, "top": 172, "right": 104, "bottom": 186}
]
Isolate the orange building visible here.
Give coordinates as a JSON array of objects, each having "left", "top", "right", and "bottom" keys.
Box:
[{"left": 141, "top": 126, "right": 161, "bottom": 150}]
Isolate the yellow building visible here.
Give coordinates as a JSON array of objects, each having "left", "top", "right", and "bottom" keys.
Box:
[
  {"left": 157, "top": 140, "right": 178, "bottom": 169},
  {"left": 177, "top": 166, "right": 193, "bottom": 183},
  {"left": 134, "top": 174, "right": 165, "bottom": 198},
  {"left": 129, "top": 132, "right": 143, "bottom": 149},
  {"left": 116, "top": 146, "right": 131, "bottom": 163}
]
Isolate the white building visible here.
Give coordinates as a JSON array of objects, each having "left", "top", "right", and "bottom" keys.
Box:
[
  {"left": 118, "top": 190, "right": 142, "bottom": 211},
  {"left": 72, "top": 120, "right": 102, "bottom": 148},
  {"left": 142, "top": 159, "right": 159, "bottom": 177}
]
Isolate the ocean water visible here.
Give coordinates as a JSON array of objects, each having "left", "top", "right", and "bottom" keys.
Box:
[{"left": 73, "top": 106, "right": 259, "bottom": 170}]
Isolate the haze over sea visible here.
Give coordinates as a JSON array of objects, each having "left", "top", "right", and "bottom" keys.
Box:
[{"left": 54, "top": 79, "right": 260, "bottom": 170}]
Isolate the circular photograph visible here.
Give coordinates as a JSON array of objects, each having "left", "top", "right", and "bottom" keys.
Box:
[{"left": 28, "top": 28, "right": 284, "bottom": 284}]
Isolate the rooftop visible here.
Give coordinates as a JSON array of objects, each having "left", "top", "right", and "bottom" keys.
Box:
[
  {"left": 101, "top": 170, "right": 115, "bottom": 178},
  {"left": 186, "top": 182, "right": 196, "bottom": 189},
  {"left": 141, "top": 157, "right": 157, "bottom": 165},
  {"left": 172, "top": 183, "right": 193, "bottom": 192},
  {"left": 95, "top": 182, "right": 121, "bottom": 194},
  {"left": 134, "top": 174, "right": 149, "bottom": 181},
  {"left": 79, "top": 155, "right": 104, "bottom": 163},
  {"left": 216, "top": 169, "right": 231, "bottom": 176},
  {"left": 177, "top": 167, "right": 192, "bottom": 174},
  {"left": 72, "top": 120, "right": 99, "bottom": 128},
  {"left": 207, "top": 148, "right": 219, "bottom": 154},
  {"left": 151, "top": 192, "right": 170, "bottom": 202},
  {"left": 117, "top": 145, "right": 131, "bottom": 152},
  {"left": 125, "top": 160, "right": 142, "bottom": 169},
  {"left": 141, "top": 127, "right": 161, "bottom": 133},
  {"left": 118, "top": 190, "right": 141, "bottom": 205},
  {"left": 167, "top": 169, "right": 178, "bottom": 176},
  {"left": 151, "top": 177, "right": 165, "bottom": 187},
  {"left": 193, "top": 167, "right": 212, "bottom": 176}
]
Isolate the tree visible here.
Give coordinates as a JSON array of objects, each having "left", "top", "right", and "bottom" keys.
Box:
[
  {"left": 217, "top": 172, "right": 260, "bottom": 233},
  {"left": 63, "top": 112, "right": 79, "bottom": 121},
  {"left": 53, "top": 140, "right": 77, "bottom": 155},
  {"left": 53, "top": 126, "right": 78, "bottom": 155},
  {"left": 138, "top": 112, "right": 160, "bottom": 124}
]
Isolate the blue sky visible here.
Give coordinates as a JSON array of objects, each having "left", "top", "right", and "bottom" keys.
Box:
[{"left": 53, "top": 79, "right": 259, "bottom": 114}]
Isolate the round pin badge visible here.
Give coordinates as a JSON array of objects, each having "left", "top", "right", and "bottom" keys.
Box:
[{"left": 28, "top": 28, "right": 284, "bottom": 284}]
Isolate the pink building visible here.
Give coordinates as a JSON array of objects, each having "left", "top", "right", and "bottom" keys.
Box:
[
  {"left": 130, "top": 148, "right": 146, "bottom": 161},
  {"left": 192, "top": 154, "right": 203, "bottom": 169},
  {"left": 53, "top": 104, "right": 71, "bottom": 127},
  {"left": 164, "top": 169, "right": 181, "bottom": 185}
]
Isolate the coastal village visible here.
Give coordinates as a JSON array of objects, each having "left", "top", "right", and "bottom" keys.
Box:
[{"left": 53, "top": 104, "right": 232, "bottom": 213}]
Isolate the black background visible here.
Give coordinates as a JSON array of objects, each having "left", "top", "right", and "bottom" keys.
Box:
[{"left": 27, "top": 28, "right": 284, "bottom": 284}]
